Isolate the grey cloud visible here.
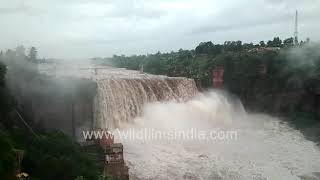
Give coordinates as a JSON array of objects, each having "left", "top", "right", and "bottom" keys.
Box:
[
  {"left": 189, "top": 9, "right": 292, "bottom": 35},
  {"left": 106, "top": 7, "right": 164, "bottom": 20},
  {"left": 189, "top": 20, "right": 277, "bottom": 35},
  {"left": 0, "top": 2, "right": 45, "bottom": 16},
  {"left": 0, "top": 0, "right": 319, "bottom": 59},
  {"left": 60, "top": 0, "right": 166, "bottom": 20},
  {"left": 265, "top": 0, "right": 313, "bottom": 4}
]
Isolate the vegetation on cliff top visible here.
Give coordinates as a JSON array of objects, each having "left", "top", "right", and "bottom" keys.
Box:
[{"left": 106, "top": 37, "right": 319, "bottom": 94}]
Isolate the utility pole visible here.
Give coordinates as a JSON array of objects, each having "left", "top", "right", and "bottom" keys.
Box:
[{"left": 294, "top": 10, "right": 299, "bottom": 45}]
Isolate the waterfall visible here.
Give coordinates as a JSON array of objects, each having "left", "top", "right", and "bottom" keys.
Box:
[{"left": 93, "top": 73, "right": 198, "bottom": 129}]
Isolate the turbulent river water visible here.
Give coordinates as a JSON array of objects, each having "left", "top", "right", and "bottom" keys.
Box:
[
  {"left": 41, "top": 64, "right": 320, "bottom": 179},
  {"left": 113, "top": 91, "right": 320, "bottom": 180}
]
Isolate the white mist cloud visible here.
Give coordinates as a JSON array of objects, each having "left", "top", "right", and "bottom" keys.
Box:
[{"left": 0, "top": 0, "right": 319, "bottom": 59}]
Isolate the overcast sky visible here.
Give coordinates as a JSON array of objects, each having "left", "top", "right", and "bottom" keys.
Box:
[{"left": 0, "top": 0, "right": 319, "bottom": 59}]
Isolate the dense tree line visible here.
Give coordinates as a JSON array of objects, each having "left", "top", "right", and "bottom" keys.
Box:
[{"left": 107, "top": 37, "right": 313, "bottom": 89}]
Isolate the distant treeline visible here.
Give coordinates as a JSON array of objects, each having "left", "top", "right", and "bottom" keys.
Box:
[{"left": 105, "top": 37, "right": 315, "bottom": 90}]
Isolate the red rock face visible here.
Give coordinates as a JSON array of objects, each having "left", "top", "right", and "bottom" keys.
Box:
[{"left": 212, "top": 66, "right": 224, "bottom": 88}]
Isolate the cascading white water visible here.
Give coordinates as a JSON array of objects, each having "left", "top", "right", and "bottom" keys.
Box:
[
  {"left": 94, "top": 73, "right": 197, "bottom": 129},
  {"left": 110, "top": 91, "right": 320, "bottom": 180}
]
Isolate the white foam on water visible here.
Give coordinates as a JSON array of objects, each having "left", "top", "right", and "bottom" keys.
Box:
[{"left": 115, "top": 91, "right": 320, "bottom": 180}]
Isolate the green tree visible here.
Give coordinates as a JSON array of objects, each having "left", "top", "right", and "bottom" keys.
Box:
[
  {"left": 0, "top": 62, "right": 6, "bottom": 87},
  {"left": 0, "top": 62, "right": 13, "bottom": 127},
  {"left": 16, "top": 46, "right": 26, "bottom": 57},
  {"left": 28, "top": 47, "right": 37, "bottom": 63},
  {"left": 267, "top": 37, "right": 282, "bottom": 47},
  {"left": 195, "top": 42, "right": 214, "bottom": 54},
  {"left": 283, "top": 37, "right": 294, "bottom": 47},
  {"left": 0, "top": 132, "right": 16, "bottom": 179}
]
